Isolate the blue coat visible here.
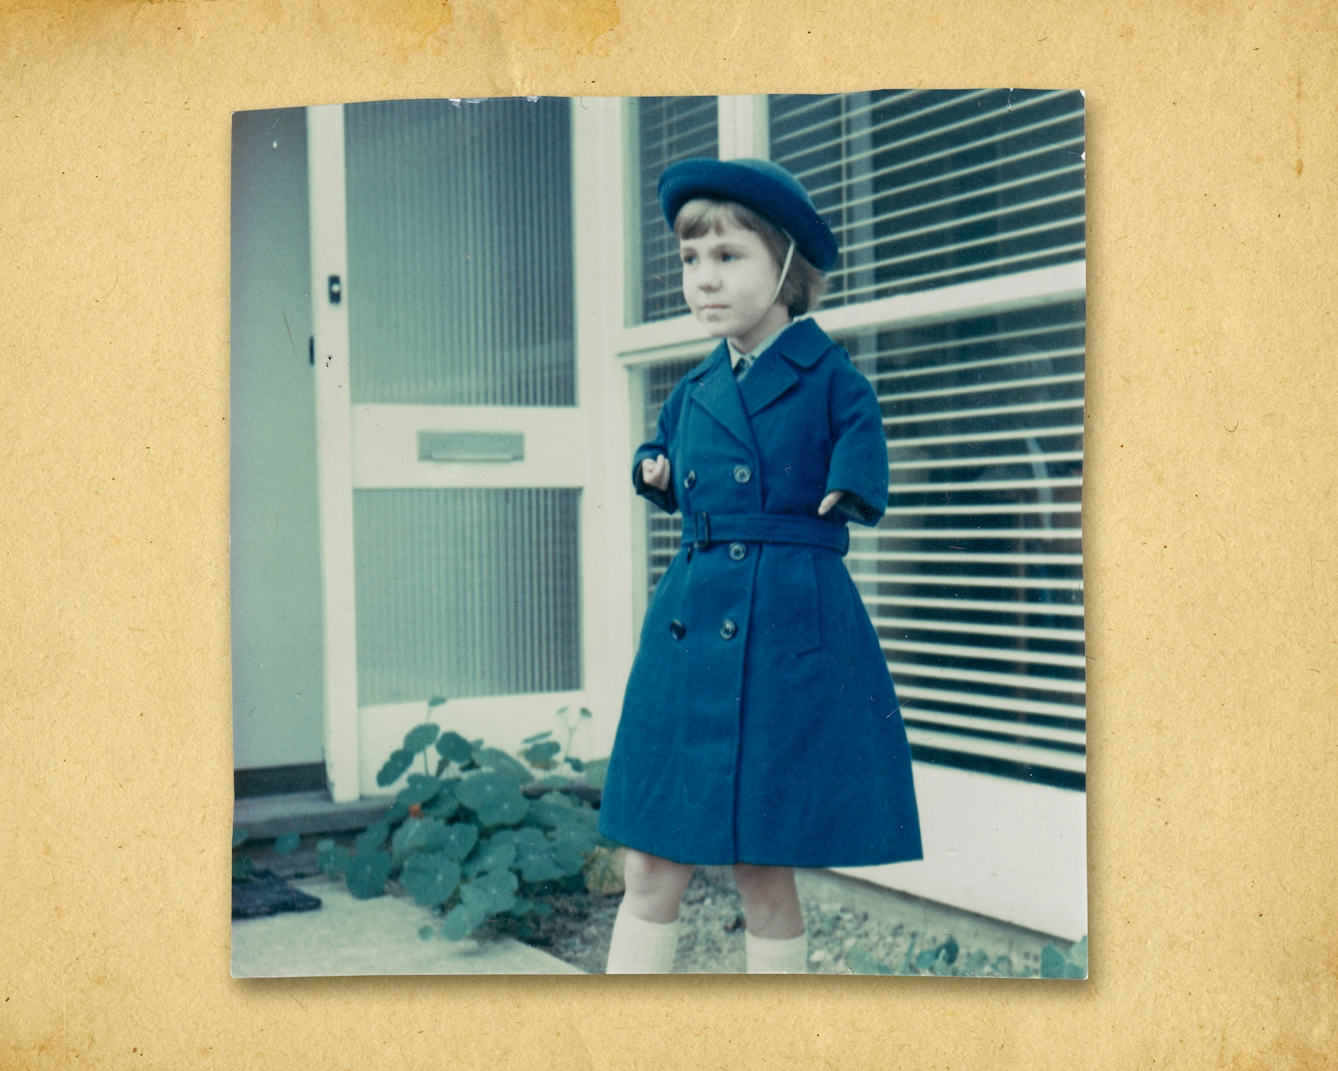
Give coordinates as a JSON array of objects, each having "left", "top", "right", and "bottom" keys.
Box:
[{"left": 599, "top": 318, "right": 923, "bottom": 868}]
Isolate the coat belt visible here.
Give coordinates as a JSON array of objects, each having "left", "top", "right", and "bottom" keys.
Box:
[{"left": 682, "top": 512, "right": 851, "bottom": 555}]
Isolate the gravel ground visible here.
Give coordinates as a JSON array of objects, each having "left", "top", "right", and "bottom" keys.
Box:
[
  {"left": 241, "top": 836, "right": 1061, "bottom": 976},
  {"left": 515, "top": 865, "right": 1054, "bottom": 976}
]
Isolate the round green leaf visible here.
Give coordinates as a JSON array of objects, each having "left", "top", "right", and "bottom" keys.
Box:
[
  {"left": 395, "top": 774, "right": 442, "bottom": 807},
  {"left": 400, "top": 851, "right": 462, "bottom": 907},
  {"left": 470, "top": 747, "right": 533, "bottom": 784},
  {"left": 376, "top": 748, "right": 415, "bottom": 788},
  {"left": 427, "top": 696, "right": 448, "bottom": 709},
  {"left": 403, "top": 723, "right": 440, "bottom": 754},
  {"left": 580, "top": 757, "right": 609, "bottom": 791},
  {"left": 523, "top": 740, "right": 562, "bottom": 766},
  {"left": 418, "top": 925, "right": 434, "bottom": 941},
  {"left": 1068, "top": 935, "right": 1089, "bottom": 973},
  {"left": 274, "top": 832, "right": 301, "bottom": 855},
  {"left": 457, "top": 772, "right": 529, "bottom": 827},
  {"left": 549, "top": 821, "right": 597, "bottom": 867},
  {"left": 463, "top": 835, "right": 518, "bottom": 879},
  {"left": 354, "top": 819, "right": 392, "bottom": 854},
  {"left": 510, "top": 826, "right": 565, "bottom": 883},
  {"left": 422, "top": 782, "right": 460, "bottom": 819},
  {"left": 434, "top": 731, "right": 473, "bottom": 765},
  {"left": 345, "top": 850, "right": 394, "bottom": 899},
  {"left": 392, "top": 817, "right": 451, "bottom": 861},
  {"left": 440, "top": 902, "right": 485, "bottom": 941},
  {"left": 441, "top": 821, "right": 479, "bottom": 861},
  {"left": 460, "top": 868, "right": 519, "bottom": 916},
  {"left": 564, "top": 756, "right": 584, "bottom": 773},
  {"left": 1040, "top": 944, "right": 1068, "bottom": 979}
]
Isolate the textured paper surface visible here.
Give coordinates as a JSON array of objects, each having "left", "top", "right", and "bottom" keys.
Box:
[{"left": 2, "top": 1, "right": 1335, "bottom": 1067}]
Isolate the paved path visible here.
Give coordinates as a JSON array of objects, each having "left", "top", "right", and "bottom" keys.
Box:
[{"left": 231, "top": 877, "right": 583, "bottom": 977}]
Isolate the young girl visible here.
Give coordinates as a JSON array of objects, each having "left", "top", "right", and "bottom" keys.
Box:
[{"left": 598, "top": 158, "right": 922, "bottom": 973}]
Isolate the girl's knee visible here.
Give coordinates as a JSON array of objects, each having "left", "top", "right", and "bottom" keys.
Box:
[
  {"left": 624, "top": 850, "right": 693, "bottom": 896},
  {"left": 732, "top": 863, "right": 796, "bottom": 902}
]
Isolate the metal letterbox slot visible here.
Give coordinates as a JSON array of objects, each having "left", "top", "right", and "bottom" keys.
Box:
[{"left": 417, "top": 431, "right": 525, "bottom": 463}]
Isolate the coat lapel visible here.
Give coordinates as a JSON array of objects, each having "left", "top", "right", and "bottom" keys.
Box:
[
  {"left": 688, "top": 344, "right": 758, "bottom": 457},
  {"left": 737, "top": 348, "right": 798, "bottom": 417}
]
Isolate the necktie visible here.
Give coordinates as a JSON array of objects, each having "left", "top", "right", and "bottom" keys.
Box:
[{"left": 733, "top": 353, "right": 754, "bottom": 381}]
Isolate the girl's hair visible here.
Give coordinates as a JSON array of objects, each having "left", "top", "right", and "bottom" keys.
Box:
[{"left": 674, "top": 198, "right": 826, "bottom": 317}]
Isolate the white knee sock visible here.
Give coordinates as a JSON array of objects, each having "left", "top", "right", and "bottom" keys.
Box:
[
  {"left": 746, "top": 931, "right": 809, "bottom": 974},
  {"left": 605, "top": 903, "right": 680, "bottom": 974}
]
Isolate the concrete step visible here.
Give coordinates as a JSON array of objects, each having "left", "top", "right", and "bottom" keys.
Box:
[{"left": 231, "top": 876, "right": 584, "bottom": 977}]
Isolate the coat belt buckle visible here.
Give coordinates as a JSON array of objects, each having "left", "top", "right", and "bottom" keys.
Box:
[{"left": 693, "top": 512, "right": 711, "bottom": 550}]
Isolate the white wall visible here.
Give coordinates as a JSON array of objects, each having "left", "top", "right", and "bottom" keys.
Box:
[{"left": 839, "top": 762, "right": 1088, "bottom": 941}]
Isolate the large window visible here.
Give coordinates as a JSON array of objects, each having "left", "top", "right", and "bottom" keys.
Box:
[
  {"left": 770, "top": 90, "right": 1086, "bottom": 308},
  {"left": 839, "top": 300, "right": 1085, "bottom": 789},
  {"left": 629, "top": 92, "right": 1085, "bottom": 789},
  {"left": 634, "top": 97, "right": 719, "bottom": 324}
]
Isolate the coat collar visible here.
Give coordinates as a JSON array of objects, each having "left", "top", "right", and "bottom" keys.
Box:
[
  {"left": 684, "top": 319, "right": 836, "bottom": 450},
  {"left": 737, "top": 318, "right": 834, "bottom": 416},
  {"left": 687, "top": 342, "right": 758, "bottom": 455}
]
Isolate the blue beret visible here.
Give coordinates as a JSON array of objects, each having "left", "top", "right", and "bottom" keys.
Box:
[{"left": 658, "top": 157, "right": 840, "bottom": 273}]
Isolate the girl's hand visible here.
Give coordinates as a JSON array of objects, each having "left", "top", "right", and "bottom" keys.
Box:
[
  {"left": 818, "top": 490, "right": 845, "bottom": 516},
  {"left": 641, "top": 454, "right": 672, "bottom": 492}
]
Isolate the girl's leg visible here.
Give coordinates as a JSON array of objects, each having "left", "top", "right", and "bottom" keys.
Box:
[
  {"left": 605, "top": 849, "right": 694, "bottom": 974},
  {"left": 622, "top": 849, "right": 695, "bottom": 922},
  {"left": 733, "top": 864, "right": 808, "bottom": 973}
]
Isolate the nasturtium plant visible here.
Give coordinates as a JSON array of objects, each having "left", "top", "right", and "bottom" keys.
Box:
[
  {"left": 456, "top": 772, "right": 529, "bottom": 827},
  {"left": 434, "top": 731, "right": 473, "bottom": 766},
  {"left": 345, "top": 849, "right": 394, "bottom": 900},
  {"left": 330, "top": 704, "right": 613, "bottom": 941}
]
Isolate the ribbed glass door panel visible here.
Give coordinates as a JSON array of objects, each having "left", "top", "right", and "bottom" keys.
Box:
[
  {"left": 770, "top": 90, "right": 1085, "bottom": 307},
  {"left": 838, "top": 298, "right": 1086, "bottom": 789},
  {"left": 344, "top": 98, "right": 575, "bottom": 406},
  {"left": 353, "top": 488, "right": 581, "bottom": 706}
]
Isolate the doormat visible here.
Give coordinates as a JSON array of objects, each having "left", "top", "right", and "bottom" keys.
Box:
[{"left": 232, "top": 870, "right": 323, "bottom": 919}]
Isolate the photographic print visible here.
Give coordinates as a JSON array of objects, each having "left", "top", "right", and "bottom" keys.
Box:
[{"left": 230, "top": 91, "right": 1087, "bottom": 977}]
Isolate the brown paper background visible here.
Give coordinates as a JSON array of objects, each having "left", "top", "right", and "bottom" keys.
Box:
[{"left": 2, "top": 0, "right": 1335, "bottom": 1066}]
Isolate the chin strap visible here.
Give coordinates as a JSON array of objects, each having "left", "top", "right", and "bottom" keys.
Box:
[{"left": 770, "top": 239, "right": 796, "bottom": 306}]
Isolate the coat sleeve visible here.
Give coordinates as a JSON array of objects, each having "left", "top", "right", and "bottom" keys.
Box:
[
  {"left": 825, "top": 356, "right": 889, "bottom": 526},
  {"left": 631, "top": 377, "right": 685, "bottom": 515}
]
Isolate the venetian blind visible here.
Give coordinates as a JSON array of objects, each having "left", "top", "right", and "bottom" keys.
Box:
[
  {"left": 769, "top": 90, "right": 1086, "bottom": 307},
  {"left": 636, "top": 97, "right": 719, "bottom": 323},
  {"left": 642, "top": 358, "right": 701, "bottom": 599},
  {"left": 839, "top": 299, "right": 1086, "bottom": 790}
]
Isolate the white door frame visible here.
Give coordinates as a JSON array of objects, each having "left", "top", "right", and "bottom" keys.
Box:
[
  {"left": 307, "top": 100, "right": 636, "bottom": 802},
  {"left": 307, "top": 104, "right": 359, "bottom": 802}
]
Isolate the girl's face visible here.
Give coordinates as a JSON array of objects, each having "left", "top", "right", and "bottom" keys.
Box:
[{"left": 679, "top": 217, "right": 788, "bottom": 349}]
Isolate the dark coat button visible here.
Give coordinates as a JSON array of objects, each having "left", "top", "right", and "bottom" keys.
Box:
[
  {"left": 728, "top": 542, "right": 747, "bottom": 561},
  {"left": 669, "top": 619, "right": 686, "bottom": 640},
  {"left": 720, "top": 619, "right": 738, "bottom": 640},
  {"left": 733, "top": 464, "right": 751, "bottom": 484},
  {"left": 684, "top": 469, "right": 696, "bottom": 489}
]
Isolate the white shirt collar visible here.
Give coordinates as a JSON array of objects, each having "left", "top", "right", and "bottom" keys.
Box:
[{"left": 728, "top": 323, "right": 790, "bottom": 370}]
